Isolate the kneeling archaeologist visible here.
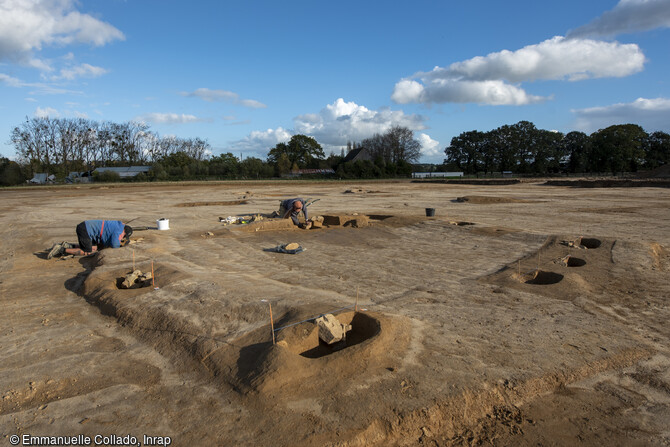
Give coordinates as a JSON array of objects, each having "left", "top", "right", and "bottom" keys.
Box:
[
  {"left": 48, "top": 220, "right": 132, "bottom": 259},
  {"left": 274, "top": 198, "right": 312, "bottom": 229}
]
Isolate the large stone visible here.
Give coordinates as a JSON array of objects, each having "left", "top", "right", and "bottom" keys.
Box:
[
  {"left": 120, "top": 269, "right": 152, "bottom": 289},
  {"left": 315, "top": 314, "right": 352, "bottom": 345}
]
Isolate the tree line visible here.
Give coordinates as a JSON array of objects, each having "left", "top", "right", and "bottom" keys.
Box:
[
  {"left": 3, "top": 118, "right": 421, "bottom": 184},
  {"left": 444, "top": 121, "right": 670, "bottom": 175},
  {"left": 3, "top": 116, "right": 669, "bottom": 186},
  {"left": 9, "top": 117, "right": 210, "bottom": 179}
]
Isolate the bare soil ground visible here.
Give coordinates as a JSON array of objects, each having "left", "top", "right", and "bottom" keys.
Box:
[{"left": 1, "top": 180, "right": 669, "bottom": 446}]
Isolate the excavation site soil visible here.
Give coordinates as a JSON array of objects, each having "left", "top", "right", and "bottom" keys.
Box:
[{"left": 1, "top": 180, "right": 669, "bottom": 446}]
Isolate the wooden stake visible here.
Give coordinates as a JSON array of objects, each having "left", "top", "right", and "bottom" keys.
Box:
[
  {"left": 132, "top": 249, "right": 135, "bottom": 271},
  {"left": 269, "top": 302, "right": 276, "bottom": 345},
  {"left": 151, "top": 260, "right": 155, "bottom": 288}
]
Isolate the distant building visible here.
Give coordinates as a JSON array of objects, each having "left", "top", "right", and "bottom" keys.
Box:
[
  {"left": 342, "top": 148, "right": 373, "bottom": 163},
  {"left": 66, "top": 171, "right": 94, "bottom": 183},
  {"left": 412, "top": 172, "right": 464, "bottom": 179},
  {"left": 28, "top": 173, "right": 55, "bottom": 184},
  {"left": 94, "top": 166, "right": 151, "bottom": 178}
]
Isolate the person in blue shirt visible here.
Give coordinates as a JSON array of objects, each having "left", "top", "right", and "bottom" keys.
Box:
[{"left": 48, "top": 220, "right": 132, "bottom": 259}]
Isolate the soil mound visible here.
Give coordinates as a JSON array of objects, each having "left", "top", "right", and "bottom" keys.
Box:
[
  {"left": 639, "top": 163, "right": 670, "bottom": 178},
  {"left": 82, "top": 259, "right": 190, "bottom": 316},
  {"left": 207, "top": 311, "right": 409, "bottom": 396},
  {"left": 484, "top": 235, "right": 617, "bottom": 301},
  {"left": 175, "top": 200, "right": 248, "bottom": 207},
  {"left": 544, "top": 179, "right": 670, "bottom": 188},
  {"left": 456, "top": 196, "right": 531, "bottom": 204}
]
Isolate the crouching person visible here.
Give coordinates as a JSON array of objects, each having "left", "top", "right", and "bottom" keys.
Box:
[
  {"left": 274, "top": 198, "right": 311, "bottom": 229},
  {"left": 48, "top": 220, "right": 132, "bottom": 259}
]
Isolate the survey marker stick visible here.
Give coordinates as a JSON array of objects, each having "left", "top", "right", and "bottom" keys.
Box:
[{"left": 355, "top": 287, "right": 359, "bottom": 312}]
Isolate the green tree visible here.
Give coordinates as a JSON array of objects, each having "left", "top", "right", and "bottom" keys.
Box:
[
  {"left": 589, "top": 124, "right": 648, "bottom": 174},
  {"left": 562, "top": 131, "right": 590, "bottom": 173},
  {"left": 159, "top": 151, "right": 196, "bottom": 169},
  {"left": 644, "top": 131, "right": 670, "bottom": 169},
  {"left": 209, "top": 152, "right": 240, "bottom": 177},
  {"left": 0, "top": 157, "right": 26, "bottom": 186},
  {"left": 276, "top": 153, "right": 292, "bottom": 176},
  {"left": 534, "top": 129, "right": 564, "bottom": 174},
  {"left": 444, "top": 130, "right": 486, "bottom": 174},
  {"left": 363, "top": 126, "right": 421, "bottom": 165},
  {"left": 267, "top": 135, "right": 325, "bottom": 169},
  {"left": 241, "top": 157, "right": 273, "bottom": 178}
]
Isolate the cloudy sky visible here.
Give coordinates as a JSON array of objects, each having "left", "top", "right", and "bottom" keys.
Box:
[{"left": 1, "top": 0, "right": 669, "bottom": 163}]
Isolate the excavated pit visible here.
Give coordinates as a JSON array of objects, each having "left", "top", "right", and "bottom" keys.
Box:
[
  {"left": 580, "top": 237, "right": 602, "bottom": 249},
  {"left": 278, "top": 312, "right": 381, "bottom": 359},
  {"left": 516, "top": 269, "right": 564, "bottom": 285},
  {"left": 565, "top": 256, "right": 587, "bottom": 267},
  {"left": 301, "top": 312, "right": 381, "bottom": 358},
  {"left": 211, "top": 310, "right": 405, "bottom": 396}
]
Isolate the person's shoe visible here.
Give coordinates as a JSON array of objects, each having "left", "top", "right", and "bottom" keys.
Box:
[
  {"left": 61, "top": 241, "right": 75, "bottom": 249},
  {"left": 47, "top": 243, "right": 62, "bottom": 259}
]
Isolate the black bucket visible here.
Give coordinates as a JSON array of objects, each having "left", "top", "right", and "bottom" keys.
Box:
[{"left": 425, "top": 208, "right": 435, "bottom": 217}]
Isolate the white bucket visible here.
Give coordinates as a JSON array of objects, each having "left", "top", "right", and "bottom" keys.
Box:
[{"left": 157, "top": 218, "right": 170, "bottom": 231}]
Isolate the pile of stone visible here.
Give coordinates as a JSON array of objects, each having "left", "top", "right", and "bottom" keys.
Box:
[{"left": 120, "top": 269, "right": 153, "bottom": 289}]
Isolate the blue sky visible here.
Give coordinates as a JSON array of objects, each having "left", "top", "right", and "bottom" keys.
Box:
[{"left": 1, "top": 0, "right": 669, "bottom": 163}]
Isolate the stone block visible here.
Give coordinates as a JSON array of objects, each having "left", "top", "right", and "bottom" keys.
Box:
[{"left": 315, "top": 313, "right": 352, "bottom": 345}]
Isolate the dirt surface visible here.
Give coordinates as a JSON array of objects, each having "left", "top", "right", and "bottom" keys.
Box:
[{"left": 1, "top": 180, "right": 670, "bottom": 446}]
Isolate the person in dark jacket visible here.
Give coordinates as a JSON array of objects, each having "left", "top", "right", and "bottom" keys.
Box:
[{"left": 47, "top": 220, "right": 132, "bottom": 259}]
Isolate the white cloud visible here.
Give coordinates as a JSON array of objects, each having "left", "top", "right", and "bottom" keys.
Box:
[
  {"left": 181, "top": 88, "right": 267, "bottom": 109},
  {"left": 54, "top": 63, "right": 108, "bottom": 80},
  {"left": 392, "top": 36, "right": 645, "bottom": 105},
  {"left": 0, "top": 0, "right": 124, "bottom": 64},
  {"left": 239, "top": 99, "right": 267, "bottom": 109},
  {"left": 294, "top": 98, "right": 427, "bottom": 147},
  {"left": 568, "top": 0, "right": 670, "bottom": 38},
  {"left": 27, "top": 57, "right": 53, "bottom": 72},
  {"left": 0, "top": 73, "right": 23, "bottom": 87},
  {"left": 1, "top": 72, "right": 81, "bottom": 94},
  {"left": 417, "top": 133, "right": 440, "bottom": 157},
  {"left": 35, "top": 106, "right": 59, "bottom": 118},
  {"left": 137, "top": 113, "right": 205, "bottom": 124},
  {"left": 229, "top": 98, "right": 438, "bottom": 159},
  {"left": 230, "top": 127, "right": 293, "bottom": 157},
  {"left": 572, "top": 97, "right": 670, "bottom": 133}
]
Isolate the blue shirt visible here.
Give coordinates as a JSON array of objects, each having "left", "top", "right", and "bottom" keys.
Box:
[{"left": 84, "top": 220, "right": 124, "bottom": 248}]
